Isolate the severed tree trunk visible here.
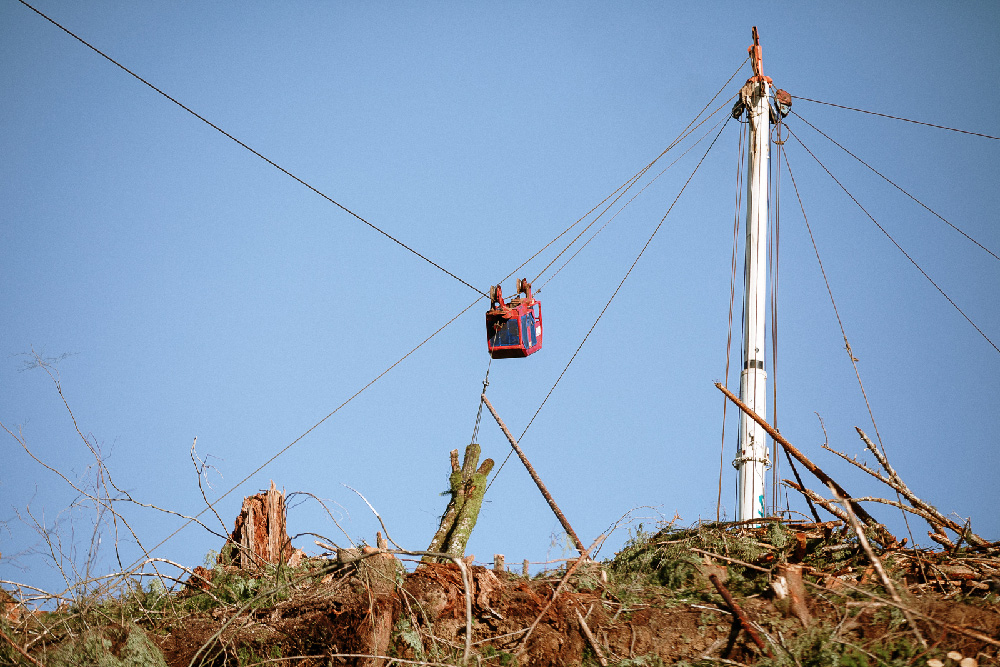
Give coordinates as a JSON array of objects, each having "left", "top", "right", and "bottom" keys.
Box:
[
  {"left": 224, "top": 480, "right": 293, "bottom": 569},
  {"left": 424, "top": 443, "right": 493, "bottom": 563}
]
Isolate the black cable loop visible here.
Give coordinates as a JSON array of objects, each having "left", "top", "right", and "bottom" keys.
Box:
[{"left": 470, "top": 335, "right": 496, "bottom": 444}]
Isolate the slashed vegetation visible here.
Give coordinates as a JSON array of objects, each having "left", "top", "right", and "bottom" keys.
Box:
[
  {"left": 3, "top": 354, "right": 999, "bottom": 665},
  {"left": 3, "top": 510, "right": 999, "bottom": 666}
]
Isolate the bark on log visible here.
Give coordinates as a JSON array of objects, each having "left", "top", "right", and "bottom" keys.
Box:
[
  {"left": 356, "top": 546, "right": 400, "bottom": 667},
  {"left": 423, "top": 444, "right": 493, "bottom": 562},
  {"left": 224, "top": 481, "right": 293, "bottom": 569}
]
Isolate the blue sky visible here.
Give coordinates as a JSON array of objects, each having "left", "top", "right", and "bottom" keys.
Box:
[{"left": 3, "top": 2, "right": 998, "bottom": 598}]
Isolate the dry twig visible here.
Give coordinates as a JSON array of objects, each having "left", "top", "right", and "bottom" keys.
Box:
[
  {"left": 576, "top": 608, "right": 608, "bottom": 667},
  {"left": 0, "top": 626, "right": 45, "bottom": 667},
  {"left": 515, "top": 534, "right": 606, "bottom": 656},
  {"left": 827, "top": 483, "right": 927, "bottom": 649}
]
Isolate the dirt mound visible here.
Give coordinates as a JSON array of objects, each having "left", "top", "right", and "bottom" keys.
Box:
[{"left": 4, "top": 522, "right": 999, "bottom": 666}]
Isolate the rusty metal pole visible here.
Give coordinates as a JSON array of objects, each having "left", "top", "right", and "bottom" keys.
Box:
[{"left": 480, "top": 394, "right": 586, "bottom": 555}]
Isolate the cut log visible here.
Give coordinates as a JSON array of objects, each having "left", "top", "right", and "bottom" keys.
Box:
[
  {"left": 423, "top": 443, "right": 493, "bottom": 562},
  {"left": 223, "top": 481, "right": 294, "bottom": 569},
  {"left": 356, "top": 545, "right": 401, "bottom": 667}
]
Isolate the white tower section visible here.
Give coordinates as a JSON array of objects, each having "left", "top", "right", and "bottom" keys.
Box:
[{"left": 735, "top": 30, "right": 771, "bottom": 522}]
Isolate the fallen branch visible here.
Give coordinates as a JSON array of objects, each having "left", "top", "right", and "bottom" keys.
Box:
[
  {"left": 782, "top": 480, "right": 851, "bottom": 526},
  {"left": 855, "top": 428, "right": 985, "bottom": 546},
  {"left": 806, "top": 576, "right": 1000, "bottom": 648},
  {"left": 575, "top": 609, "right": 608, "bottom": 667},
  {"left": 828, "top": 483, "right": 927, "bottom": 649},
  {"left": 482, "top": 394, "right": 585, "bottom": 554},
  {"left": 708, "top": 573, "right": 773, "bottom": 658},
  {"left": 688, "top": 548, "right": 771, "bottom": 573},
  {"left": 715, "top": 383, "right": 896, "bottom": 547},
  {"left": 0, "top": 626, "right": 45, "bottom": 667},
  {"left": 186, "top": 547, "right": 475, "bottom": 667}
]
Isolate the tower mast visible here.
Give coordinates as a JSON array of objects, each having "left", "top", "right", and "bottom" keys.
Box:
[{"left": 736, "top": 27, "right": 772, "bottom": 522}]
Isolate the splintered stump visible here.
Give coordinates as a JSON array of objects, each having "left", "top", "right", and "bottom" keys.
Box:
[
  {"left": 224, "top": 480, "right": 293, "bottom": 569},
  {"left": 424, "top": 444, "right": 493, "bottom": 562}
]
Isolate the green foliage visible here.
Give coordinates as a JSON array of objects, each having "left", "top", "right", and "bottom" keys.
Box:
[
  {"left": 0, "top": 620, "right": 23, "bottom": 666},
  {"left": 607, "top": 522, "right": 772, "bottom": 602},
  {"left": 768, "top": 521, "right": 790, "bottom": 550},
  {"left": 218, "top": 543, "right": 235, "bottom": 567},
  {"left": 236, "top": 644, "right": 283, "bottom": 666},
  {"left": 183, "top": 561, "right": 297, "bottom": 611},
  {"left": 752, "top": 622, "right": 924, "bottom": 667},
  {"left": 574, "top": 564, "right": 603, "bottom": 591},
  {"left": 481, "top": 645, "right": 519, "bottom": 666},
  {"left": 394, "top": 618, "right": 425, "bottom": 659},
  {"left": 46, "top": 625, "right": 167, "bottom": 667}
]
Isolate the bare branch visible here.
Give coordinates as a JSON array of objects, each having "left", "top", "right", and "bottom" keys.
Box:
[
  {"left": 827, "top": 483, "right": 926, "bottom": 649},
  {"left": 855, "top": 428, "right": 985, "bottom": 546},
  {"left": 190, "top": 437, "right": 228, "bottom": 535}
]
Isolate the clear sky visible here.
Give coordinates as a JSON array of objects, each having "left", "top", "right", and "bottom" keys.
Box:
[{"left": 3, "top": 2, "right": 998, "bottom": 599}]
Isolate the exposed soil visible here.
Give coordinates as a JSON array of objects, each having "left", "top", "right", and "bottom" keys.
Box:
[
  {"left": 5, "top": 523, "right": 1000, "bottom": 666},
  {"left": 146, "top": 554, "right": 999, "bottom": 667}
]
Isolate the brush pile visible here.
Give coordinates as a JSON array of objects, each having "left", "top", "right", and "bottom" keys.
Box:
[
  {"left": 3, "top": 424, "right": 1000, "bottom": 666},
  {"left": 2, "top": 513, "right": 998, "bottom": 666}
]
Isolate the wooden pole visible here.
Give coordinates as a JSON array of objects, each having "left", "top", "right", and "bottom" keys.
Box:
[
  {"left": 481, "top": 394, "right": 586, "bottom": 555},
  {"left": 715, "top": 382, "right": 897, "bottom": 546}
]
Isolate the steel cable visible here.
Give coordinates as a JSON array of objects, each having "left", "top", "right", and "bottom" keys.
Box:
[
  {"left": 786, "top": 126, "right": 1000, "bottom": 356},
  {"left": 780, "top": 146, "right": 915, "bottom": 544},
  {"left": 530, "top": 57, "right": 750, "bottom": 289},
  {"left": 790, "top": 95, "right": 1000, "bottom": 141},
  {"left": 16, "top": 0, "right": 488, "bottom": 298},
  {"left": 486, "top": 119, "right": 733, "bottom": 494},
  {"left": 791, "top": 111, "right": 1000, "bottom": 263}
]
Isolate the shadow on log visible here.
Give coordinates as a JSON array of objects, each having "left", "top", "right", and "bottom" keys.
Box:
[{"left": 423, "top": 443, "right": 493, "bottom": 563}]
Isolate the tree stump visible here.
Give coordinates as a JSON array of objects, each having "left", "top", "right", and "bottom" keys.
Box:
[
  {"left": 423, "top": 443, "right": 493, "bottom": 562},
  {"left": 223, "top": 480, "right": 293, "bottom": 569}
]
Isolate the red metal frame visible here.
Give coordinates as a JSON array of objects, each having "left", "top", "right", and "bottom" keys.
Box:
[{"left": 485, "top": 279, "right": 543, "bottom": 358}]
